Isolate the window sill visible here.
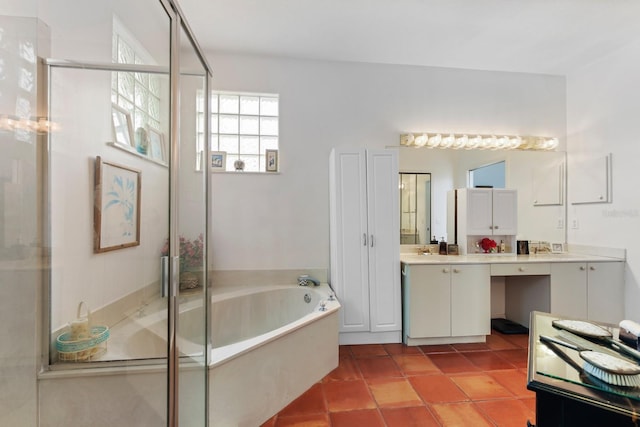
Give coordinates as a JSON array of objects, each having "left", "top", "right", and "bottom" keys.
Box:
[{"left": 107, "top": 142, "right": 168, "bottom": 167}]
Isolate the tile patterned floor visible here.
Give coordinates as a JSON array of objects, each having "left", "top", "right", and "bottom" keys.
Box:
[{"left": 261, "top": 330, "right": 535, "bottom": 427}]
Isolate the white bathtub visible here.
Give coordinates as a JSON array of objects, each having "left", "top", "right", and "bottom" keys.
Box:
[
  {"left": 208, "top": 284, "right": 340, "bottom": 426},
  {"left": 40, "top": 283, "right": 340, "bottom": 427}
]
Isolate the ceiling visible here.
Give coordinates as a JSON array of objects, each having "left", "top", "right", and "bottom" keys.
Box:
[{"left": 177, "top": 0, "right": 640, "bottom": 76}]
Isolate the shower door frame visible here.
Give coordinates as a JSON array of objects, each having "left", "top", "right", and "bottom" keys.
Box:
[{"left": 39, "top": 1, "right": 213, "bottom": 425}]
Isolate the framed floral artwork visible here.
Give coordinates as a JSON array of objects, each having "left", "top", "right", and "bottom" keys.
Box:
[
  {"left": 94, "top": 156, "right": 141, "bottom": 252},
  {"left": 265, "top": 149, "right": 278, "bottom": 172}
]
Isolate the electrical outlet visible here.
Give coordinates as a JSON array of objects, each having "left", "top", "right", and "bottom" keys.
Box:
[
  {"left": 571, "top": 219, "right": 579, "bottom": 229},
  {"left": 557, "top": 218, "right": 564, "bottom": 229}
]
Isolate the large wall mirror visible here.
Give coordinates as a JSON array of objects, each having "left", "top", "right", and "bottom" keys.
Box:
[
  {"left": 399, "top": 149, "right": 567, "bottom": 245},
  {"left": 400, "top": 173, "right": 431, "bottom": 244}
]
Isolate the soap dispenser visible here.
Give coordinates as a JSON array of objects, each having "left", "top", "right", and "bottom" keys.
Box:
[{"left": 439, "top": 237, "right": 447, "bottom": 255}]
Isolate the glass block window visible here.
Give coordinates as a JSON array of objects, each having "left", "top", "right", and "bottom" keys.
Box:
[
  {"left": 111, "top": 33, "right": 161, "bottom": 133},
  {"left": 197, "top": 92, "right": 279, "bottom": 172}
]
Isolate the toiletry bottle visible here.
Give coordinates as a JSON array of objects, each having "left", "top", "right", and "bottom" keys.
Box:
[
  {"left": 430, "top": 235, "right": 438, "bottom": 244},
  {"left": 500, "top": 240, "right": 506, "bottom": 253},
  {"left": 439, "top": 237, "right": 447, "bottom": 255}
]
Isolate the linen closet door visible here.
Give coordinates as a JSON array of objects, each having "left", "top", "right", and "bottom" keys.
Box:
[
  {"left": 330, "top": 149, "right": 370, "bottom": 332},
  {"left": 366, "top": 150, "right": 400, "bottom": 332},
  {"left": 329, "top": 148, "right": 400, "bottom": 337}
]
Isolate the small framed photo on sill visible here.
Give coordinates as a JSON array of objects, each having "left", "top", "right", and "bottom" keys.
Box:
[
  {"left": 551, "top": 243, "right": 565, "bottom": 253},
  {"left": 265, "top": 149, "right": 278, "bottom": 172},
  {"left": 211, "top": 151, "right": 226, "bottom": 172}
]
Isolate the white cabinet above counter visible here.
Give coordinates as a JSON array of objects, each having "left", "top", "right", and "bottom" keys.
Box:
[{"left": 401, "top": 249, "right": 626, "bottom": 345}]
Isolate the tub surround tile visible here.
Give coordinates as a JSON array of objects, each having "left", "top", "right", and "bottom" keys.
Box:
[{"left": 210, "top": 269, "right": 328, "bottom": 288}]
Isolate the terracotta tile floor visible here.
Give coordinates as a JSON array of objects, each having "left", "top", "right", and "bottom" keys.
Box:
[{"left": 261, "top": 330, "right": 535, "bottom": 427}]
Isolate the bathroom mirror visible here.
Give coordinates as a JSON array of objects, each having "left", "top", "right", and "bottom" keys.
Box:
[
  {"left": 400, "top": 173, "right": 431, "bottom": 245},
  {"left": 399, "top": 148, "right": 567, "bottom": 245}
]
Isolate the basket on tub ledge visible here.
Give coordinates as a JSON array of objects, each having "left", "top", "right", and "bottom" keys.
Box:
[{"left": 56, "top": 301, "right": 110, "bottom": 362}]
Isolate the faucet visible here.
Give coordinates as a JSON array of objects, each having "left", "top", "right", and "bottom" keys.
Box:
[{"left": 298, "top": 274, "right": 320, "bottom": 286}]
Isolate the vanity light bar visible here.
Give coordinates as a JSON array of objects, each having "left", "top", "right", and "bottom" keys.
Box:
[{"left": 400, "top": 133, "right": 558, "bottom": 151}]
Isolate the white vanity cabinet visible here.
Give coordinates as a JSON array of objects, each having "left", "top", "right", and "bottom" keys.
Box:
[
  {"left": 402, "top": 263, "right": 490, "bottom": 345},
  {"left": 448, "top": 188, "right": 517, "bottom": 254},
  {"left": 551, "top": 261, "right": 624, "bottom": 324},
  {"left": 329, "top": 148, "right": 401, "bottom": 344}
]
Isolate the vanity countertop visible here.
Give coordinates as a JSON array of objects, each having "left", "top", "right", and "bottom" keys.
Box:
[{"left": 400, "top": 252, "right": 624, "bottom": 265}]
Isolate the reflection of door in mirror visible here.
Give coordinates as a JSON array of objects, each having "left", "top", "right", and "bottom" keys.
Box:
[
  {"left": 400, "top": 173, "right": 431, "bottom": 244},
  {"left": 469, "top": 161, "right": 505, "bottom": 188}
]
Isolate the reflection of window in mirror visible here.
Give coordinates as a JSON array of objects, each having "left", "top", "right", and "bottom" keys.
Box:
[
  {"left": 469, "top": 161, "right": 505, "bottom": 188},
  {"left": 399, "top": 173, "right": 431, "bottom": 245}
]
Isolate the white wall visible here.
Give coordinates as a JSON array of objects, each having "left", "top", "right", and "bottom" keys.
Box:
[
  {"left": 207, "top": 52, "right": 567, "bottom": 270},
  {"left": 567, "top": 38, "right": 640, "bottom": 321},
  {"left": 40, "top": 2, "right": 172, "bottom": 329}
]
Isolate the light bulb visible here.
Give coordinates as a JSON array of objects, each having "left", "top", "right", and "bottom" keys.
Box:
[
  {"left": 453, "top": 135, "right": 468, "bottom": 149},
  {"left": 414, "top": 133, "right": 428, "bottom": 147},
  {"left": 427, "top": 134, "right": 441, "bottom": 148}
]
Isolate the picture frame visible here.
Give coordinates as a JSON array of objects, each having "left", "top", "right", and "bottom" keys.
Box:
[
  {"left": 551, "top": 242, "right": 565, "bottom": 253},
  {"left": 265, "top": 149, "right": 278, "bottom": 172},
  {"left": 147, "top": 126, "right": 166, "bottom": 162},
  {"left": 111, "top": 104, "right": 134, "bottom": 148},
  {"left": 517, "top": 240, "right": 530, "bottom": 255},
  {"left": 211, "top": 151, "right": 226, "bottom": 172},
  {"left": 94, "top": 156, "right": 141, "bottom": 253}
]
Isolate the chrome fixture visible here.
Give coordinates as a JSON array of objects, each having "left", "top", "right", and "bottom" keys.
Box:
[{"left": 298, "top": 274, "right": 320, "bottom": 286}]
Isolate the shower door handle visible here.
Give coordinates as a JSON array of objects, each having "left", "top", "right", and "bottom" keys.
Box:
[{"left": 161, "top": 256, "right": 169, "bottom": 298}]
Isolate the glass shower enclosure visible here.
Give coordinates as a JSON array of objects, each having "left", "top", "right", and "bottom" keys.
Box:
[{"left": 0, "top": 1, "right": 211, "bottom": 426}]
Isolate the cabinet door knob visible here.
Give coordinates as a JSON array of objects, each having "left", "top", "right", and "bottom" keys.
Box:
[
  {"left": 442, "top": 268, "right": 449, "bottom": 273},
  {"left": 518, "top": 267, "right": 525, "bottom": 272},
  {"left": 590, "top": 266, "right": 596, "bottom": 271},
  {"left": 494, "top": 225, "right": 499, "bottom": 229},
  {"left": 453, "top": 268, "right": 460, "bottom": 273},
  {"left": 580, "top": 266, "right": 586, "bottom": 271}
]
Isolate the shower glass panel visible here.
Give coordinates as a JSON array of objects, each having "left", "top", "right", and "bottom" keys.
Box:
[
  {"left": 176, "top": 22, "right": 209, "bottom": 426},
  {"left": 41, "top": 0, "right": 178, "bottom": 425}
]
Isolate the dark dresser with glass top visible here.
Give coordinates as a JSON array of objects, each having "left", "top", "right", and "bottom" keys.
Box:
[{"left": 528, "top": 311, "right": 640, "bottom": 426}]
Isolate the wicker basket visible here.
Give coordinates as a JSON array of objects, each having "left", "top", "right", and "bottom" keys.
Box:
[{"left": 56, "top": 302, "right": 110, "bottom": 362}]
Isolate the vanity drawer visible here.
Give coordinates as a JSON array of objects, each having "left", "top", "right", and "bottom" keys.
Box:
[{"left": 491, "top": 263, "right": 550, "bottom": 276}]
